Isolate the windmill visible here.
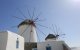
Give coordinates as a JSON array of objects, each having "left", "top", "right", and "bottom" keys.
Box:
[
  {"left": 11, "top": 8, "right": 50, "bottom": 50},
  {"left": 50, "top": 24, "right": 65, "bottom": 40},
  {"left": 12, "top": 8, "right": 49, "bottom": 43}
]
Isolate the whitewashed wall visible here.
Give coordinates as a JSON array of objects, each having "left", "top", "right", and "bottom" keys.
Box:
[
  {"left": 0, "top": 31, "right": 24, "bottom": 50},
  {"left": 18, "top": 25, "right": 37, "bottom": 42},
  {"left": 37, "top": 40, "right": 70, "bottom": 50},
  {"left": 0, "top": 31, "right": 8, "bottom": 50}
]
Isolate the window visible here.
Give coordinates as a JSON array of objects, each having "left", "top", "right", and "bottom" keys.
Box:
[
  {"left": 16, "top": 38, "right": 19, "bottom": 48},
  {"left": 46, "top": 44, "right": 51, "bottom": 50}
]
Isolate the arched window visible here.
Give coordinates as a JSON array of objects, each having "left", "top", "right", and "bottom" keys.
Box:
[
  {"left": 46, "top": 44, "right": 51, "bottom": 50},
  {"left": 16, "top": 38, "right": 19, "bottom": 48}
]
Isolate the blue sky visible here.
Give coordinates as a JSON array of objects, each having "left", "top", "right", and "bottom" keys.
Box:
[{"left": 0, "top": 0, "right": 80, "bottom": 47}]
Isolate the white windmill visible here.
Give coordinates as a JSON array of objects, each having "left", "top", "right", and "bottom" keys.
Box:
[
  {"left": 49, "top": 24, "right": 65, "bottom": 40},
  {"left": 15, "top": 8, "right": 47, "bottom": 42},
  {"left": 13, "top": 8, "right": 48, "bottom": 50},
  {"left": 18, "top": 19, "right": 37, "bottom": 42}
]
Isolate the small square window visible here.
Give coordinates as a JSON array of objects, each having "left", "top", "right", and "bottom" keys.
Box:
[
  {"left": 46, "top": 44, "right": 51, "bottom": 50},
  {"left": 46, "top": 47, "right": 51, "bottom": 50}
]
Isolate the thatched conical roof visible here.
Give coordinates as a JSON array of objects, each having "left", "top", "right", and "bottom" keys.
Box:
[
  {"left": 18, "top": 19, "right": 36, "bottom": 27},
  {"left": 45, "top": 34, "right": 56, "bottom": 40}
]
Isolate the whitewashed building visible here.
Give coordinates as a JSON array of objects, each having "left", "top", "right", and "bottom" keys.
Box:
[
  {"left": 0, "top": 31, "right": 24, "bottom": 50},
  {"left": 0, "top": 19, "right": 71, "bottom": 50},
  {"left": 17, "top": 19, "right": 71, "bottom": 50},
  {"left": 37, "top": 34, "right": 71, "bottom": 50}
]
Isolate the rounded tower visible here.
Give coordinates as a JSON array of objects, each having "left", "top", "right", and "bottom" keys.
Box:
[{"left": 18, "top": 19, "right": 37, "bottom": 42}]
